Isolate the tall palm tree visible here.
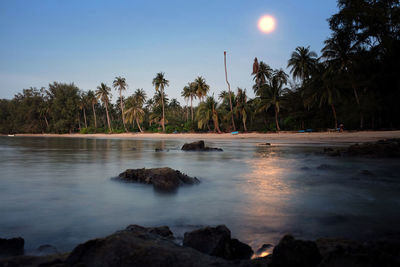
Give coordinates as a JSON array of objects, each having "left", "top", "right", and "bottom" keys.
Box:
[
  {"left": 124, "top": 89, "right": 147, "bottom": 133},
  {"left": 235, "top": 88, "right": 250, "bottom": 132},
  {"left": 224, "top": 51, "right": 236, "bottom": 131},
  {"left": 287, "top": 46, "right": 318, "bottom": 85},
  {"left": 194, "top": 76, "right": 210, "bottom": 102},
  {"left": 256, "top": 69, "right": 289, "bottom": 131},
  {"left": 252, "top": 61, "right": 273, "bottom": 94},
  {"left": 113, "top": 76, "right": 128, "bottom": 132},
  {"left": 79, "top": 92, "right": 88, "bottom": 128},
  {"left": 181, "top": 84, "right": 190, "bottom": 121},
  {"left": 197, "top": 95, "right": 222, "bottom": 133},
  {"left": 87, "top": 90, "right": 97, "bottom": 129},
  {"left": 95, "top": 83, "right": 112, "bottom": 133},
  {"left": 152, "top": 72, "right": 169, "bottom": 132}
]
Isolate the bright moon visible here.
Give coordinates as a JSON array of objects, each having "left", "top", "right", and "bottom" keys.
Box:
[{"left": 258, "top": 15, "right": 276, "bottom": 33}]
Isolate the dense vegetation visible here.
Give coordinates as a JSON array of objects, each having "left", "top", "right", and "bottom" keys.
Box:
[{"left": 1, "top": 0, "right": 399, "bottom": 134}]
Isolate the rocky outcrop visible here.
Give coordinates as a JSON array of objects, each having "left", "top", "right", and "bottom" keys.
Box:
[
  {"left": 0, "top": 237, "right": 24, "bottom": 257},
  {"left": 183, "top": 225, "right": 253, "bottom": 260},
  {"left": 270, "top": 235, "right": 321, "bottom": 267},
  {"left": 323, "top": 138, "right": 400, "bottom": 158},
  {"left": 181, "top": 141, "right": 223, "bottom": 151},
  {"left": 117, "top": 167, "right": 200, "bottom": 191}
]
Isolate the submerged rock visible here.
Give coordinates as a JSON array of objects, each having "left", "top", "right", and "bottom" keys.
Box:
[
  {"left": 117, "top": 167, "right": 200, "bottom": 191},
  {"left": 347, "top": 139, "right": 400, "bottom": 157},
  {"left": 0, "top": 237, "right": 24, "bottom": 257},
  {"left": 183, "top": 225, "right": 253, "bottom": 260},
  {"left": 181, "top": 141, "right": 223, "bottom": 151}
]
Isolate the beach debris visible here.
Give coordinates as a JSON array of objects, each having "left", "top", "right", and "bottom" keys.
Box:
[
  {"left": 183, "top": 225, "right": 253, "bottom": 260},
  {"left": 181, "top": 140, "right": 223, "bottom": 151},
  {"left": 117, "top": 167, "right": 199, "bottom": 191}
]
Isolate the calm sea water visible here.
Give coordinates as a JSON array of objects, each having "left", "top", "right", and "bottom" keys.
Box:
[{"left": 0, "top": 136, "right": 399, "bottom": 254}]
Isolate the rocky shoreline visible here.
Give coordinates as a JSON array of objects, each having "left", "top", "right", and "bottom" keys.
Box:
[{"left": 1, "top": 225, "right": 399, "bottom": 267}]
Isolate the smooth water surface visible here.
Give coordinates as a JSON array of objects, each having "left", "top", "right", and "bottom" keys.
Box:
[{"left": 0, "top": 136, "right": 399, "bottom": 253}]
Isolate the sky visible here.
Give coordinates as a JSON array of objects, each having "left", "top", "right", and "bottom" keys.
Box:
[{"left": 0, "top": 0, "right": 339, "bottom": 104}]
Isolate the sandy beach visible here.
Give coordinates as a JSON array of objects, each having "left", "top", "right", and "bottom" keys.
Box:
[{"left": 12, "top": 130, "right": 400, "bottom": 144}]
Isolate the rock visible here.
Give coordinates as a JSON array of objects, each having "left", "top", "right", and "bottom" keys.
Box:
[
  {"left": 346, "top": 139, "right": 400, "bottom": 157},
  {"left": 323, "top": 147, "right": 342, "bottom": 157},
  {"left": 35, "top": 244, "right": 59, "bottom": 256},
  {"left": 270, "top": 235, "right": 321, "bottom": 267},
  {"left": 0, "top": 253, "right": 69, "bottom": 267},
  {"left": 125, "top": 225, "right": 174, "bottom": 239},
  {"left": 317, "top": 164, "right": 335, "bottom": 170},
  {"left": 0, "top": 237, "right": 24, "bottom": 257},
  {"left": 359, "top": 169, "right": 374, "bottom": 176},
  {"left": 181, "top": 141, "right": 223, "bottom": 151},
  {"left": 155, "top": 148, "right": 169, "bottom": 152},
  {"left": 66, "top": 225, "right": 237, "bottom": 267},
  {"left": 117, "top": 167, "right": 200, "bottom": 191},
  {"left": 183, "top": 225, "right": 253, "bottom": 260}
]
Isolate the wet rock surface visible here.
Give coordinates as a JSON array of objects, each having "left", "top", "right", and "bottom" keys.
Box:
[
  {"left": 117, "top": 167, "right": 200, "bottom": 191},
  {"left": 181, "top": 140, "right": 223, "bottom": 151},
  {"left": 183, "top": 225, "right": 253, "bottom": 260},
  {"left": 0, "top": 237, "right": 24, "bottom": 257}
]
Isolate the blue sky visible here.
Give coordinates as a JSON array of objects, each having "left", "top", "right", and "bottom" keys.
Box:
[{"left": 0, "top": 0, "right": 338, "bottom": 103}]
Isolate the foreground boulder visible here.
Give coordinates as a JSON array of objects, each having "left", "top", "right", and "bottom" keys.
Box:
[
  {"left": 118, "top": 167, "right": 200, "bottom": 191},
  {"left": 0, "top": 237, "right": 24, "bottom": 257},
  {"left": 270, "top": 235, "right": 321, "bottom": 267},
  {"left": 183, "top": 225, "right": 253, "bottom": 260},
  {"left": 65, "top": 225, "right": 237, "bottom": 267},
  {"left": 181, "top": 140, "right": 223, "bottom": 151}
]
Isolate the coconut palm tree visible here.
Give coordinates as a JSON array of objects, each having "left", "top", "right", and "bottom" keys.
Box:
[
  {"left": 194, "top": 76, "right": 210, "bottom": 102},
  {"left": 224, "top": 52, "right": 236, "bottom": 131},
  {"left": 235, "top": 88, "right": 250, "bottom": 132},
  {"left": 252, "top": 61, "right": 273, "bottom": 94},
  {"left": 287, "top": 46, "right": 318, "bottom": 85},
  {"left": 95, "top": 83, "right": 112, "bottom": 132},
  {"left": 181, "top": 85, "right": 190, "bottom": 121},
  {"left": 87, "top": 90, "right": 97, "bottom": 129},
  {"left": 79, "top": 92, "right": 88, "bottom": 128},
  {"left": 124, "top": 89, "right": 147, "bottom": 133},
  {"left": 113, "top": 76, "right": 128, "bottom": 132},
  {"left": 197, "top": 95, "right": 221, "bottom": 133},
  {"left": 256, "top": 69, "right": 289, "bottom": 131},
  {"left": 152, "top": 72, "right": 169, "bottom": 132}
]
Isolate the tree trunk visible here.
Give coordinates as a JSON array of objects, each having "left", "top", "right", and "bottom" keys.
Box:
[
  {"left": 242, "top": 117, "right": 247, "bottom": 132},
  {"left": 105, "top": 103, "right": 112, "bottom": 133},
  {"left": 83, "top": 108, "right": 87, "bottom": 128},
  {"left": 136, "top": 118, "right": 143, "bottom": 133},
  {"left": 190, "top": 97, "right": 194, "bottom": 121},
  {"left": 120, "top": 90, "right": 128, "bottom": 132},
  {"left": 92, "top": 103, "right": 97, "bottom": 129},
  {"left": 351, "top": 83, "right": 363, "bottom": 129},
  {"left": 161, "top": 89, "right": 166, "bottom": 132},
  {"left": 44, "top": 115, "right": 49, "bottom": 129},
  {"left": 78, "top": 114, "right": 81, "bottom": 130},
  {"left": 331, "top": 103, "right": 338, "bottom": 129},
  {"left": 274, "top": 105, "right": 280, "bottom": 131},
  {"left": 224, "top": 51, "right": 236, "bottom": 131}
]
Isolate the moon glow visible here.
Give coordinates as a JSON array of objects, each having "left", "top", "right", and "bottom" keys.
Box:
[{"left": 258, "top": 15, "right": 276, "bottom": 33}]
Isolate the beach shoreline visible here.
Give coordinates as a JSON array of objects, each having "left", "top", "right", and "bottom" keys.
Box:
[{"left": 8, "top": 130, "right": 400, "bottom": 144}]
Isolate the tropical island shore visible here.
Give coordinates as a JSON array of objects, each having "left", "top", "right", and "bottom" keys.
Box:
[{"left": 10, "top": 130, "right": 400, "bottom": 144}]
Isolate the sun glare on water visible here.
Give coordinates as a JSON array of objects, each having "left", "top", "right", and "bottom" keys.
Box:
[{"left": 258, "top": 15, "right": 276, "bottom": 34}]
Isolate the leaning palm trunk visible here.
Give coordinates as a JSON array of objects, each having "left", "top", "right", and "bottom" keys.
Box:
[
  {"left": 83, "top": 108, "right": 88, "bottom": 128},
  {"left": 275, "top": 105, "right": 280, "bottom": 131},
  {"left": 119, "top": 91, "right": 128, "bottom": 132},
  {"left": 136, "top": 118, "right": 143, "bottom": 133},
  {"left": 224, "top": 51, "right": 236, "bottom": 131},
  {"left": 331, "top": 103, "right": 338, "bottom": 129},
  {"left": 92, "top": 103, "right": 97, "bottom": 129},
  {"left": 242, "top": 117, "right": 247, "bottom": 132},
  {"left": 161, "top": 89, "right": 166, "bottom": 132},
  {"left": 105, "top": 103, "right": 112, "bottom": 133},
  {"left": 190, "top": 97, "right": 194, "bottom": 121}
]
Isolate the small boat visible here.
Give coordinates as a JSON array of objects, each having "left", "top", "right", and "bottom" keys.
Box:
[
  {"left": 231, "top": 131, "right": 239, "bottom": 135},
  {"left": 8, "top": 134, "right": 15, "bottom": 137}
]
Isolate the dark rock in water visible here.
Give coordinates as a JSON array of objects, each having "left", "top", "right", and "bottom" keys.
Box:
[
  {"left": 181, "top": 140, "right": 223, "bottom": 151},
  {"left": 183, "top": 225, "right": 253, "bottom": 260},
  {"left": 300, "top": 166, "right": 310, "bottom": 171},
  {"left": 323, "top": 147, "right": 342, "bottom": 157},
  {"left": 66, "top": 225, "right": 236, "bottom": 267},
  {"left": 36, "top": 244, "right": 59, "bottom": 256},
  {"left": 346, "top": 138, "right": 400, "bottom": 157},
  {"left": 118, "top": 167, "right": 200, "bottom": 191},
  {"left": 359, "top": 169, "right": 374, "bottom": 176},
  {"left": 155, "top": 148, "right": 169, "bottom": 152},
  {"left": 270, "top": 235, "right": 321, "bottom": 267},
  {"left": 0, "top": 254, "right": 69, "bottom": 267},
  {"left": 0, "top": 237, "right": 24, "bottom": 257}
]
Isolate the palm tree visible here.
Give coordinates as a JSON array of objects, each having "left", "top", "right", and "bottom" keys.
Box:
[
  {"left": 256, "top": 69, "right": 289, "bottom": 131},
  {"left": 95, "top": 83, "right": 112, "bottom": 132},
  {"left": 181, "top": 85, "right": 190, "bottom": 121},
  {"left": 235, "top": 88, "right": 250, "bottom": 132},
  {"left": 87, "top": 90, "right": 97, "bottom": 129},
  {"left": 224, "top": 51, "right": 236, "bottom": 131},
  {"left": 79, "top": 92, "right": 88, "bottom": 128},
  {"left": 152, "top": 72, "right": 169, "bottom": 132},
  {"left": 113, "top": 76, "right": 128, "bottom": 132},
  {"left": 194, "top": 76, "right": 210, "bottom": 102},
  {"left": 197, "top": 95, "right": 222, "bottom": 133},
  {"left": 124, "top": 89, "right": 147, "bottom": 133},
  {"left": 252, "top": 61, "right": 273, "bottom": 94},
  {"left": 287, "top": 46, "right": 318, "bottom": 85}
]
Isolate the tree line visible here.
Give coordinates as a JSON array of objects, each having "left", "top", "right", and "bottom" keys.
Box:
[{"left": 1, "top": 0, "right": 399, "bottom": 134}]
